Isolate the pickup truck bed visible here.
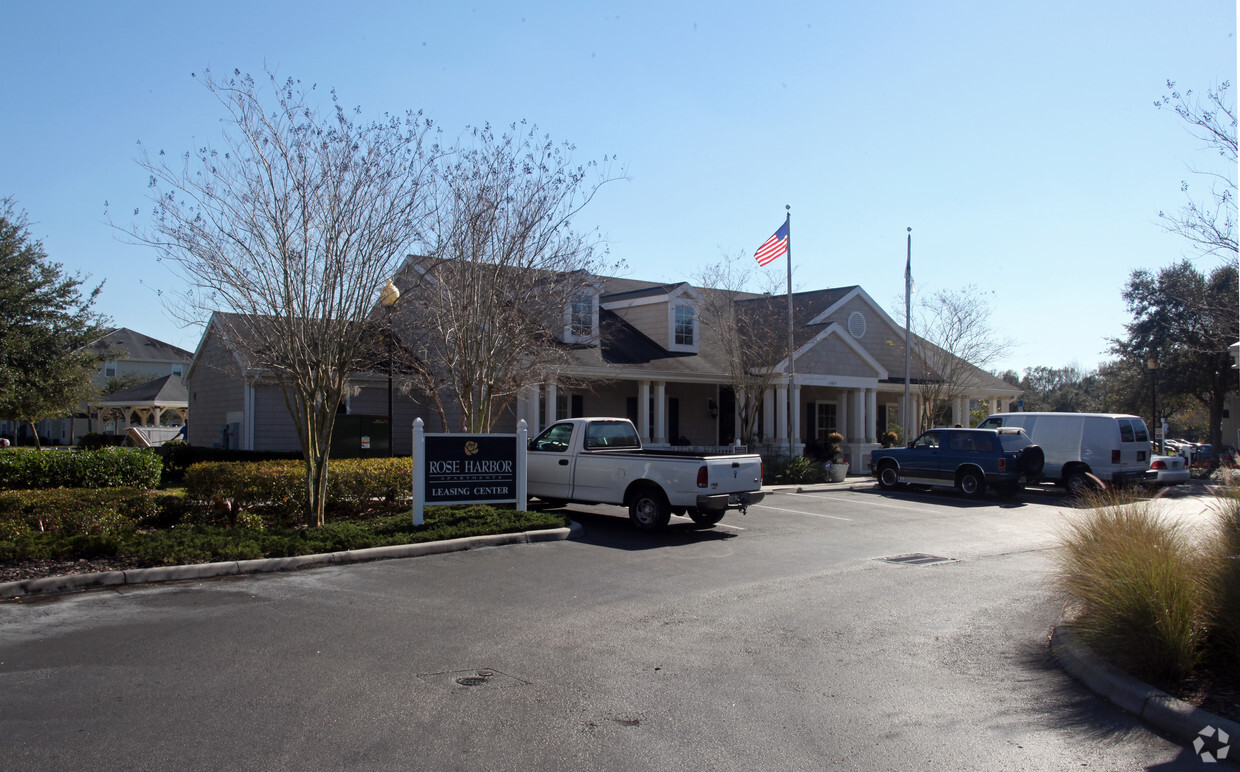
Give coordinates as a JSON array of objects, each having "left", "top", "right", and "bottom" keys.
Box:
[{"left": 527, "top": 418, "right": 765, "bottom": 530}]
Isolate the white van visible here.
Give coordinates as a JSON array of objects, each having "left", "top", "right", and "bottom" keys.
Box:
[{"left": 975, "top": 412, "right": 1151, "bottom": 491}]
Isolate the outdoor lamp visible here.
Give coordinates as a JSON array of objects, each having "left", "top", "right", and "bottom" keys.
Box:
[
  {"left": 381, "top": 279, "right": 401, "bottom": 456},
  {"left": 380, "top": 279, "right": 401, "bottom": 309}
]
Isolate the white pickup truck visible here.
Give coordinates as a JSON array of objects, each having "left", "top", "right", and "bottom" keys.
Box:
[{"left": 526, "top": 417, "right": 765, "bottom": 530}]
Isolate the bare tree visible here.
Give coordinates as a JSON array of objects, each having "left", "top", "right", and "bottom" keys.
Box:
[
  {"left": 694, "top": 253, "right": 785, "bottom": 446},
  {"left": 1156, "top": 80, "right": 1238, "bottom": 262},
  {"left": 394, "top": 123, "right": 623, "bottom": 432},
  {"left": 125, "top": 69, "right": 435, "bottom": 527},
  {"left": 911, "top": 286, "right": 1012, "bottom": 429}
]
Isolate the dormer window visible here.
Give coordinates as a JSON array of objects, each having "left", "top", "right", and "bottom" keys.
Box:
[
  {"left": 674, "top": 305, "right": 694, "bottom": 345},
  {"left": 571, "top": 295, "right": 592, "bottom": 337},
  {"left": 563, "top": 292, "right": 599, "bottom": 345},
  {"left": 670, "top": 303, "right": 698, "bottom": 353}
]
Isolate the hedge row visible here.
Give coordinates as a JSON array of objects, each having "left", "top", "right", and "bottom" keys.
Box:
[
  {"left": 0, "top": 447, "right": 164, "bottom": 490},
  {"left": 184, "top": 457, "right": 412, "bottom": 522},
  {"left": 159, "top": 441, "right": 303, "bottom": 482},
  {"left": 0, "top": 488, "right": 159, "bottom": 539}
]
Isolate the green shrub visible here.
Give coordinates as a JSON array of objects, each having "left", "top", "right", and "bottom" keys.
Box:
[
  {"left": 0, "top": 487, "right": 159, "bottom": 537},
  {"left": 765, "top": 455, "right": 827, "bottom": 485},
  {"left": 0, "top": 505, "right": 569, "bottom": 565},
  {"left": 183, "top": 457, "right": 415, "bottom": 524},
  {"left": 77, "top": 433, "right": 126, "bottom": 450},
  {"left": 1055, "top": 491, "right": 1209, "bottom": 681},
  {"left": 0, "top": 447, "right": 163, "bottom": 490}
]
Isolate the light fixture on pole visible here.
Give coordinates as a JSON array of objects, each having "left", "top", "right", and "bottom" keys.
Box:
[{"left": 380, "top": 279, "right": 401, "bottom": 457}]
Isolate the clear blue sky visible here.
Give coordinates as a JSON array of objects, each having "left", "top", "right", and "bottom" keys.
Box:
[{"left": 2, "top": 1, "right": 1235, "bottom": 374}]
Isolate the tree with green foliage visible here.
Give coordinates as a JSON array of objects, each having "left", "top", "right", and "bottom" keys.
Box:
[
  {"left": 0, "top": 198, "right": 107, "bottom": 448},
  {"left": 1112, "top": 260, "right": 1238, "bottom": 463}
]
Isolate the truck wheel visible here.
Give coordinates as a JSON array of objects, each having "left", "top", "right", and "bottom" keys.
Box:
[
  {"left": 958, "top": 469, "right": 986, "bottom": 499},
  {"left": 1065, "top": 468, "right": 1094, "bottom": 495},
  {"left": 628, "top": 487, "right": 671, "bottom": 530},
  {"left": 877, "top": 462, "right": 901, "bottom": 490},
  {"left": 688, "top": 508, "right": 726, "bottom": 527}
]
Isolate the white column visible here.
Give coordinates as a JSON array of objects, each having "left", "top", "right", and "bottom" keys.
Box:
[
  {"left": 791, "top": 383, "right": 802, "bottom": 447},
  {"left": 837, "top": 392, "right": 847, "bottom": 441},
  {"left": 638, "top": 380, "right": 651, "bottom": 442},
  {"left": 851, "top": 389, "right": 864, "bottom": 443},
  {"left": 954, "top": 396, "right": 968, "bottom": 426},
  {"left": 653, "top": 381, "right": 666, "bottom": 445},
  {"left": 546, "top": 382, "right": 558, "bottom": 424},
  {"left": 776, "top": 384, "right": 788, "bottom": 444},
  {"left": 763, "top": 387, "right": 775, "bottom": 444},
  {"left": 865, "top": 388, "right": 877, "bottom": 443}
]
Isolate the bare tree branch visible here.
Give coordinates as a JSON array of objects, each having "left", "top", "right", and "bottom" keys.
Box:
[{"left": 122, "top": 69, "right": 436, "bottom": 526}]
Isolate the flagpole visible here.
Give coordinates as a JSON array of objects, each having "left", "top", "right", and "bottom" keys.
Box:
[
  {"left": 785, "top": 205, "right": 794, "bottom": 458},
  {"left": 903, "top": 227, "right": 912, "bottom": 440}
]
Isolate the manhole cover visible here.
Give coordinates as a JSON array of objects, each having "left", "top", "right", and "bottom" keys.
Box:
[
  {"left": 456, "top": 676, "right": 489, "bottom": 686},
  {"left": 417, "top": 668, "right": 528, "bottom": 690},
  {"left": 879, "top": 553, "right": 954, "bottom": 566}
]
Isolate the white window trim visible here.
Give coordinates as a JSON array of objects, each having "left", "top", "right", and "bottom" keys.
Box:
[
  {"left": 815, "top": 399, "right": 839, "bottom": 441},
  {"left": 563, "top": 293, "right": 599, "bottom": 346},
  {"left": 669, "top": 302, "right": 698, "bottom": 353}
]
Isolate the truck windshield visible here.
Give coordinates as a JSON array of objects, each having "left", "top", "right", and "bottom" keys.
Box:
[{"left": 585, "top": 421, "right": 640, "bottom": 449}]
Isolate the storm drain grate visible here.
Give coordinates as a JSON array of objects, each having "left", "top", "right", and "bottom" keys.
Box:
[
  {"left": 417, "top": 668, "right": 529, "bottom": 690},
  {"left": 879, "top": 553, "right": 955, "bottom": 566}
]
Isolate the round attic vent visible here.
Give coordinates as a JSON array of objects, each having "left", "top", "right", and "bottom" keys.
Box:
[{"left": 847, "top": 311, "right": 866, "bottom": 339}]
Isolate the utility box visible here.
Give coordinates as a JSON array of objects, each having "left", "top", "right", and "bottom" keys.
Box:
[{"left": 331, "top": 415, "right": 391, "bottom": 458}]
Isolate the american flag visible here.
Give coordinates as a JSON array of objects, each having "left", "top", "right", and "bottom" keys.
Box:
[{"left": 754, "top": 221, "right": 789, "bottom": 266}]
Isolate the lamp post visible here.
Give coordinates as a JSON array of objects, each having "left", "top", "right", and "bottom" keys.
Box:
[
  {"left": 380, "top": 279, "right": 401, "bottom": 457},
  {"left": 1147, "top": 357, "right": 1158, "bottom": 454}
]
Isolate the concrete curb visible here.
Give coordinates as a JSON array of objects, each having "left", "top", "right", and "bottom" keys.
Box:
[
  {"left": 1050, "top": 623, "right": 1240, "bottom": 755},
  {"left": 0, "top": 521, "right": 582, "bottom": 600}
]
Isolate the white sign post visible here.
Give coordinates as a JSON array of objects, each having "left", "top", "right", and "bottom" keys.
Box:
[{"left": 411, "top": 418, "right": 528, "bottom": 526}]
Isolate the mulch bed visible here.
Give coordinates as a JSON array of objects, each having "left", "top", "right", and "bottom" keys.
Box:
[
  {"left": 0, "top": 557, "right": 151, "bottom": 585},
  {"left": 1152, "top": 664, "right": 1240, "bottom": 725}
]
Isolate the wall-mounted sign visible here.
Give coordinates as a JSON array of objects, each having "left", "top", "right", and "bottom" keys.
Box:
[{"left": 411, "top": 419, "right": 528, "bottom": 525}]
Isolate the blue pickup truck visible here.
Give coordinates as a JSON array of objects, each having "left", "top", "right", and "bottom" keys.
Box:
[{"left": 869, "top": 427, "right": 1044, "bottom": 498}]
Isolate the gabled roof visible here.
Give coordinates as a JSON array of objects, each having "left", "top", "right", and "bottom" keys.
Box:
[
  {"left": 86, "top": 328, "right": 193, "bottom": 363},
  {"left": 94, "top": 374, "right": 188, "bottom": 406}
]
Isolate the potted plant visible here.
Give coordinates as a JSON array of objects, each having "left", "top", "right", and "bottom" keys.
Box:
[{"left": 825, "top": 432, "right": 848, "bottom": 482}]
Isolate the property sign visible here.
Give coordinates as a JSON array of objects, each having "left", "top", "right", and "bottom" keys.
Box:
[{"left": 411, "top": 419, "right": 528, "bottom": 525}]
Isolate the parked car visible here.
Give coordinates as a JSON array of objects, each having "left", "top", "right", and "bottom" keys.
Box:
[
  {"left": 868, "top": 427, "right": 1043, "bottom": 498},
  {"left": 1145, "top": 455, "right": 1190, "bottom": 486},
  {"left": 1221, "top": 446, "right": 1238, "bottom": 467},
  {"left": 975, "top": 412, "right": 1151, "bottom": 492}
]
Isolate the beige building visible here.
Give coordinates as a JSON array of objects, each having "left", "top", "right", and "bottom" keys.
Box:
[{"left": 187, "top": 266, "right": 1021, "bottom": 465}]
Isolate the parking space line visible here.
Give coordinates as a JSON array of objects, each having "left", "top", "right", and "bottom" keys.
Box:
[
  {"left": 792, "top": 493, "right": 933, "bottom": 513},
  {"left": 750, "top": 504, "right": 852, "bottom": 521},
  {"left": 669, "top": 515, "right": 746, "bottom": 531}
]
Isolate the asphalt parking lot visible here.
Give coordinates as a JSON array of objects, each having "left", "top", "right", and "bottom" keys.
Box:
[{"left": 0, "top": 479, "right": 1227, "bottom": 770}]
